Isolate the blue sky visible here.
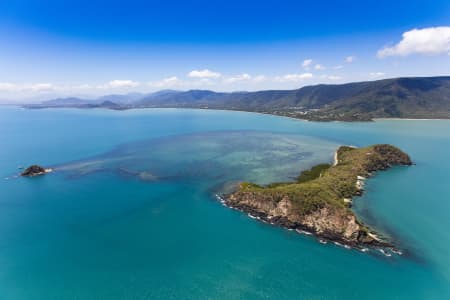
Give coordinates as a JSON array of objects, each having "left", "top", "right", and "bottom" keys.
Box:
[{"left": 0, "top": 0, "right": 449, "bottom": 101}]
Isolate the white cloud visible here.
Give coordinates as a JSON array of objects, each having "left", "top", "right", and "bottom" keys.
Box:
[
  {"left": 333, "top": 65, "right": 344, "bottom": 70},
  {"left": 275, "top": 73, "right": 313, "bottom": 82},
  {"left": 188, "top": 69, "right": 222, "bottom": 78},
  {"left": 369, "top": 72, "right": 386, "bottom": 77},
  {"left": 224, "top": 74, "right": 268, "bottom": 84},
  {"left": 75, "top": 84, "right": 92, "bottom": 89},
  {"left": 0, "top": 82, "right": 17, "bottom": 92},
  {"left": 314, "top": 64, "right": 326, "bottom": 70},
  {"left": 149, "top": 76, "right": 180, "bottom": 88},
  {"left": 95, "top": 80, "right": 140, "bottom": 90},
  {"left": 0, "top": 82, "right": 55, "bottom": 92},
  {"left": 189, "top": 78, "right": 217, "bottom": 87},
  {"left": 106, "top": 80, "right": 140, "bottom": 88},
  {"left": 378, "top": 26, "right": 450, "bottom": 58},
  {"left": 345, "top": 56, "right": 355, "bottom": 63},
  {"left": 325, "top": 75, "right": 342, "bottom": 81},
  {"left": 224, "top": 73, "right": 252, "bottom": 83},
  {"left": 253, "top": 75, "right": 266, "bottom": 83},
  {"left": 29, "top": 83, "right": 54, "bottom": 91},
  {"left": 302, "top": 59, "right": 313, "bottom": 70}
]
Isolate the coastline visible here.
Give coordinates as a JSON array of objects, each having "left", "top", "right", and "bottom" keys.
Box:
[
  {"left": 215, "top": 192, "right": 402, "bottom": 257},
  {"left": 333, "top": 150, "right": 338, "bottom": 166},
  {"left": 20, "top": 104, "right": 450, "bottom": 123},
  {"left": 373, "top": 118, "right": 450, "bottom": 121}
]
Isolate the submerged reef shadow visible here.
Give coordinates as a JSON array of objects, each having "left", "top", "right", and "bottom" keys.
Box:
[{"left": 54, "top": 130, "right": 339, "bottom": 187}]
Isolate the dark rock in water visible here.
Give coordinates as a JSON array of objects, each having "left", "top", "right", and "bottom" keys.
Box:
[{"left": 21, "top": 165, "right": 49, "bottom": 177}]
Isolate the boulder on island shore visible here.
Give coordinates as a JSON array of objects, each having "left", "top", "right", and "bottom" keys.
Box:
[{"left": 21, "top": 165, "right": 51, "bottom": 177}]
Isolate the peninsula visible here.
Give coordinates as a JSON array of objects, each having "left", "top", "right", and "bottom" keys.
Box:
[{"left": 223, "top": 144, "right": 412, "bottom": 251}]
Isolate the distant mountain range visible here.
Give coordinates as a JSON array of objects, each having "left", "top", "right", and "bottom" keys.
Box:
[{"left": 26, "top": 76, "right": 450, "bottom": 121}]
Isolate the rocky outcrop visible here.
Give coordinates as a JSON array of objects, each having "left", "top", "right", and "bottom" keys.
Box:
[
  {"left": 224, "top": 144, "right": 412, "bottom": 249},
  {"left": 226, "top": 192, "right": 385, "bottom": 247},
  {"left": 21, "top": 165, "right": 51, "bottom": 177}
]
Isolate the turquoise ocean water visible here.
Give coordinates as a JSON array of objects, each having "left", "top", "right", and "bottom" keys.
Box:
[{"left": 0, "top": 106, "right": 449, "bottom": 299}]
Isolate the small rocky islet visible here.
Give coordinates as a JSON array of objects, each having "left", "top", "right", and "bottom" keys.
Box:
[
  {"left": 221, "top": 144, "right": 412, "bottom": 254},
  {"left": 20, "top": 165, "right": 52, "bottom": 177}
]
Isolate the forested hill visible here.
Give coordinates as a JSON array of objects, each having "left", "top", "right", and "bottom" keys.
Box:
[{"left": 29, "top": 76, "right": 450, "bottom": 121}]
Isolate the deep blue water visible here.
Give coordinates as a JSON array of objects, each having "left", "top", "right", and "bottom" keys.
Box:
[{"left": 0, "top": 107, "right": 449, "bottom": 299}]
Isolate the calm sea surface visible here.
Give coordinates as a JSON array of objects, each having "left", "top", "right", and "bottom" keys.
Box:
[{"left": 0, "top": 106, "right": 449, "bottom": 299}]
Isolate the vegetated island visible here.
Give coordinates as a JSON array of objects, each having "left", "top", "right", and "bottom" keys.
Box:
[
  {"left": 221, "top": 144, "right": 412, "bottom": 254},
  {"left": 21, "top": 165, "right": 53, "bottom": 177}
]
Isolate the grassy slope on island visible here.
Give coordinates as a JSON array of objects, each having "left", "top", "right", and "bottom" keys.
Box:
[{"left": 226, "top": 144, "right": 412, "bottom": 246}]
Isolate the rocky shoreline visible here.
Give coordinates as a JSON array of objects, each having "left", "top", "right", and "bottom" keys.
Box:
[
  {"left": 219, "top": 144, "right": 412, "bottom": 256},
  {"left": 217, "top": 194, "right": 401, "bottom": 256}
]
